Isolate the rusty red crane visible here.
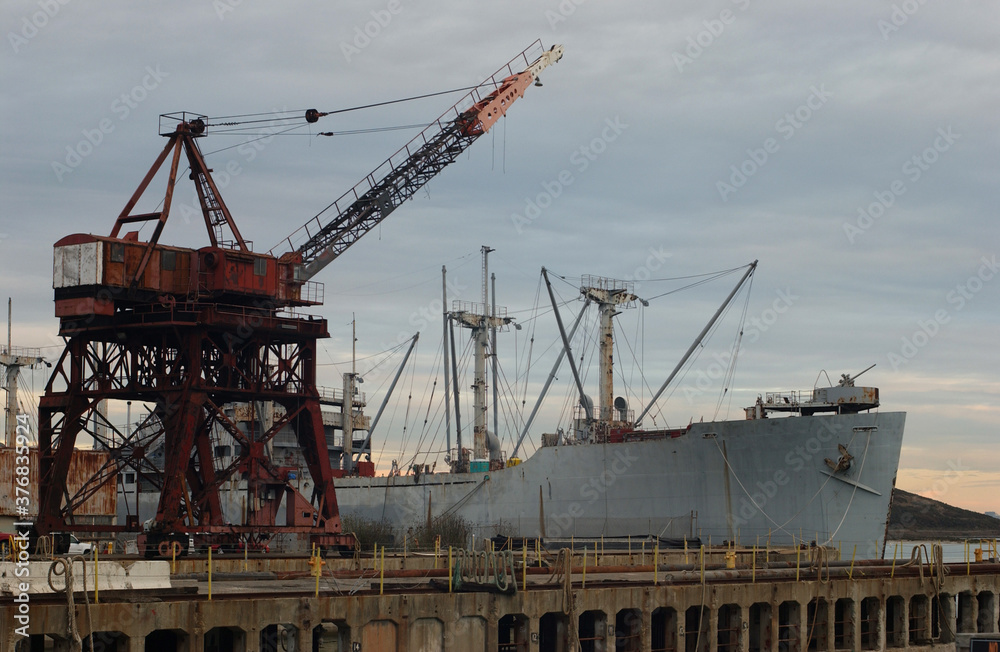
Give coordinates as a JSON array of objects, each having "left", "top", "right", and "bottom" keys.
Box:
[{"left": 35, "top": 42, "right": 563, "bottom": 555}]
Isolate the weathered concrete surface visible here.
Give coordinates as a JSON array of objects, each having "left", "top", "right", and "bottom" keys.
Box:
[{"left": 2, "top": 559, "right": 998, "bottom": 651}]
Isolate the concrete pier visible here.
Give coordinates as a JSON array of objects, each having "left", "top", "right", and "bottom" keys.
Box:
[{"left": 2, "top": 551, "right": 998, "bottom": 652}]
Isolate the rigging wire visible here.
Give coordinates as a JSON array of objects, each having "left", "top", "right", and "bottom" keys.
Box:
[{"left": 203, "top": 83, "right": 490, "bottom": 126}]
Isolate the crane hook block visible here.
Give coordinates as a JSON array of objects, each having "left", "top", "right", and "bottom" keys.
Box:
[{"left": 305, "top": 109, "right": 327, "bottom": 124}]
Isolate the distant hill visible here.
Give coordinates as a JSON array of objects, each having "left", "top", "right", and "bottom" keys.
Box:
[{"left": 888, "top": 488, "right": 1000, "bottom": 540}]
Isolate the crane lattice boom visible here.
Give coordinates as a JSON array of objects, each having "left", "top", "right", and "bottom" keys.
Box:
[{"left": 275, "top": 41, "right": 564, "bottom": 282}]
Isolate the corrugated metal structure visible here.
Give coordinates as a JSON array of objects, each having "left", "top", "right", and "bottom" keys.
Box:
[{"left": 0, "top": 448, "right": 115, "bottom": 530}]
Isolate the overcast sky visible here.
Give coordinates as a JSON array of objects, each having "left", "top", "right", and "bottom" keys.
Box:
[{"left": 2, "top": 0, "right": 998, "bottom": 513}]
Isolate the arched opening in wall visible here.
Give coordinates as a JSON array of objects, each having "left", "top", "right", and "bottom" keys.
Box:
[
  {"left": 410, "top": 618, "right": 444, "bottom": 652},
  {"left": 778, "top": 601, "right": 801, "bottom": 652},
  {"left": 651, "top": 606, "right": 677, "bottom": 652},
  {"left": 959, "top": 591, "right": 976, "bottom": 633},
  {"left": 935, "top": 593, "right": 956, "bottom": 644},
  {"left": 717, "top": 604, "right": 740, "bottom": 652},
  {"left": 579, "top": 610, "right": 607, "bottom": 652},
  {"left": 978, "top": 591, "right": 997, "bottom": 633},
  {"left": 260, "top": 624, "right": 298, "bottom": 652},
  {"left": 806, "top": 598, "right": 828, "bottom": 651},
  {"left": 205, "top": 626, "right": 246, "bottom": 652},
  {"left": 885, "top": 595, "right": 905, "bottom": 648},
  {"left": 860, "top": 597, "right": 880, "bottom": 650},
  {"left": 685, "top": 605, "right": 710, "bottom": 652},
  {"left": 539, "top": 612, "right": 570, "bottom": 652},
  {"left": 834, "top": 598, "right": 854, "bottom": 650},
  {"left": 313, "top": 620, "right": 351, "bottom": 652},
  {"left": 498, "top": 614, "right": 528, "bottom": 652},
  {"left": 361, "top": 620, "right": 397, "bottom": 652},
  {"left": 147, "top": 629, "right": 190, "bottom": 652},
  {"left": 908, "top": 595, "right": 929, "bottom": 645},
  {"left": 615, "top": 608, "right": 641, "bottom": 652},
  {"left": 83, "top": 631, "right": 128, "bottom": 652},
  {"left": 749, "top": 602, "right": 772, "bottom": 652}
]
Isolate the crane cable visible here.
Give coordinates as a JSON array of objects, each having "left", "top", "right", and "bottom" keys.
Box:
[{"left": 202, "top": 84, "right": 492, "bottom": 129}]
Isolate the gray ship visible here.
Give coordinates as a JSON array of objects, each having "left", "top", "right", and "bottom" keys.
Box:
[{"left": 330, "top": 258, "right": 904, "bottom": 556}]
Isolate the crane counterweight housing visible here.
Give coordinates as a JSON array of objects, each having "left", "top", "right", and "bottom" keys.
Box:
[{"left": 36, "top": 41, "right": 563, "bottom": 555}]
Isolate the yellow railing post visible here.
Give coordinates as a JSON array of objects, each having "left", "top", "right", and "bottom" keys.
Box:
[
  {"left": 208, "top": 545, "right": 213, "bottom": 601},
  {"left": 448, "top": 546, "right": 453, "bottom": 593},
  {"left": 654, "top": 543, "right": 659, "bottom": 586}
]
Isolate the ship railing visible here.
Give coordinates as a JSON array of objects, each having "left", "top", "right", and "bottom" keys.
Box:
[
  {"left": 764, "top": 390, "right": 806, "bottom": 406},
  {"left": 316, "top": 385, "right": 367, "bottom": 405},
  {"left": 1, "top": 345, "right": 42, "bottom": 359},
  {"left": 451, "top": 300, "right": 507, "bottom": 319},
  {"left": 580, "top": 274, "right": 634, "bottom": 295}
]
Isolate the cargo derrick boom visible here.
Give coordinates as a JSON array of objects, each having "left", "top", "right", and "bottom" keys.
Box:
[{"left": 35, "top": 42, "right": 562, "bottom": 555}]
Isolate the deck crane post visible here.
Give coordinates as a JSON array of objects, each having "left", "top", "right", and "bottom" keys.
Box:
[{"left": 34, "top": 42, "right": 563, "bottom": 555}]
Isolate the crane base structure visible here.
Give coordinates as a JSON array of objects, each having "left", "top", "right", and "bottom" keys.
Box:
[{"left": 35, "top": 303, "right": 355, "bottom": 556}]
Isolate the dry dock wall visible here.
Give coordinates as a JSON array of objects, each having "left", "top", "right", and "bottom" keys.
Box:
[{"left": 2, "top": 563, "right": 999, "bottom": 652}]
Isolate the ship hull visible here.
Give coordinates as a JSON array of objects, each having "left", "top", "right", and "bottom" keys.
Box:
[{"left": 334, "top": 411, "right": 904, "bottom": 555}]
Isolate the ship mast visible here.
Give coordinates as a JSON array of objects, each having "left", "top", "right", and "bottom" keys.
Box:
[
  {"left": 449, "top": 246, "right": 514, "bottom": 470},
  {"left": 1, "top": 298, "right": 44, "bottom": 447},
  {"left": 580, "top": 276, "right": 640, "bottom": 426}
]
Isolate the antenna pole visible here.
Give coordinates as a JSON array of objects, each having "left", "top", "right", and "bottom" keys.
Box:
[{"left": 442, "top": 266, "right": 452, "bottom": 462}]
